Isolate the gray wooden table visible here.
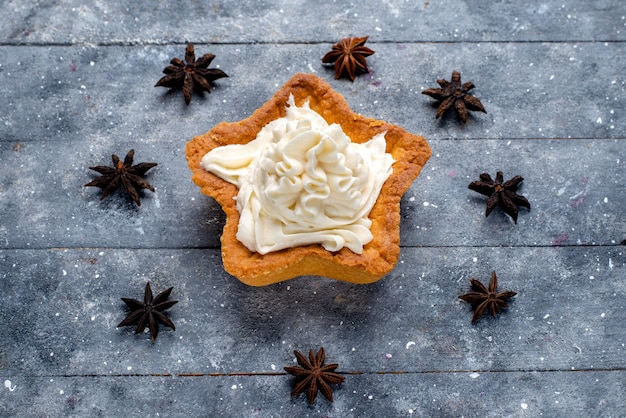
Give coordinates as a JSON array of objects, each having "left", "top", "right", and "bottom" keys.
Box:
[{"left": 1, "top": 1, "right": 624, "bottom": 417}]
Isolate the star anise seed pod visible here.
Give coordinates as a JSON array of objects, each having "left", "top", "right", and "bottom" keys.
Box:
[
  {"left": 117, "top": 282, "right": 178, "bottom": 342},
  {"left": 322, "top": 36, "right": 375, "bottom": 81},
  {"left": 85, "top": 149, "right": 157, "bottom": 206},
  {"left": 284, "top": 347, "right": 345, "bottom": 404},
  {"left": 468, "top": 170, "right": 530, "bottom": 223},
  {"left": 155, "top": 43, "right": 228, "bottom": 105},
  {"left": 459, "top": 271, "right": 517, "bottom": 323},
  {"left": 422, "top": 70, "right": 486, "bottom": 123}
]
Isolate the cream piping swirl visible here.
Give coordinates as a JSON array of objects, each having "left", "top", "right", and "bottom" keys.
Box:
[{"left": 201, "top": 95, "right": 394, "bottom": 255}]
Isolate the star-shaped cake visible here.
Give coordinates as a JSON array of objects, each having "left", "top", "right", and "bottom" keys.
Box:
[{"left": 186, "top": 73, "right": 430, "bottom": 286}]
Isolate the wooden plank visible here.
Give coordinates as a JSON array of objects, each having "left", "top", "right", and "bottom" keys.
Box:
[
  {"left": 0, "top": 42, "right": 624, "bottom": 143},
  {"left": 0, "top": 138, "right": 622, "bottom": 249},
  {"left": 1, "top": 247, "right": 623, "bottom": 376},
  {"left": 0, "top": 372, "right": 623, "bottom": 417},
  {"left": 2, "top": 1, "right": 624, "bottom": 44}
]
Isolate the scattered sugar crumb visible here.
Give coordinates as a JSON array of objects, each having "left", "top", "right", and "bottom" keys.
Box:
[{"left": 4, "top": 380, "right": 16, "bottom": 391}]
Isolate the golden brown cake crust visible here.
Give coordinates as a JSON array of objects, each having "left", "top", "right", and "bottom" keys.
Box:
[{"left": 186, "top": 73, "right": 431, "bottom": 286}]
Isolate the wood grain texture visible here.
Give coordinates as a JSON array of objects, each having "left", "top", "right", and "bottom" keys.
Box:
[{"left": 0, "top": 0, "right": 624, "bottom": 416}]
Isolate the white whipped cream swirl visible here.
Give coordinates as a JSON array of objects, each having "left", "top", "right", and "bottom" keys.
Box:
[{"left": 201, "top": 96, "right": 394, "bottom": 255}]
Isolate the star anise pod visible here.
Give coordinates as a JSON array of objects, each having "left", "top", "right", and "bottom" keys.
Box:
[
  {"left": 468, "top": 170, "right": 530, "bottom": 223},
  {"left": 85, "top": 149, "right": 157, "bottom": 206},
  {"left": 422, "top": 70, "right": 486, "bottom": 123},
  {"left": 155, "top": 43, "right": 228, "bottom": 105},
  {"left": 284, "top": 347, "right": 345, "bottom": 404},
  {"left": 458, "top": 271, "right": 517, "bottom": 323},
  {"left": 322, "top": 36, "right": 375, "bottom": 81},
  {"left": 117, "top": 282, "right": 178, "bottom": 342}
]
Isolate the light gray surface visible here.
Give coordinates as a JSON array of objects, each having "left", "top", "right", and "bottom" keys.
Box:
[
  {"left": 2, "top": 0, "right": 625, "bottom": 43},
  {"left": 0, "top": 0, "right": 625, "bottom": 417},
  {"left": 1, "top": 42, "right": 625, "bottom": 143},
  {"left": 1, "top": 372, "right": 623, "bottom": 417},
  {"left": 1, "top": 242, "right": 624, "bottom": 416},
  {"left": 1, "top": 246, "right": 624, "bottom": 375}
]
